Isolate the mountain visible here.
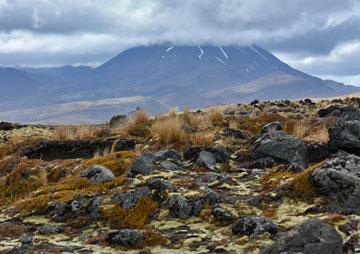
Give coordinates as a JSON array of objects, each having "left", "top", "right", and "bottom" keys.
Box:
[{"left": 0, "top": 44, "right": 358, "bottom": 123}]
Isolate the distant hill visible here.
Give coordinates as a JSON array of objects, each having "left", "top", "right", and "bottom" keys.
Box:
[{"left": 0, "top": 44, "right": 358, "bottom": 123}]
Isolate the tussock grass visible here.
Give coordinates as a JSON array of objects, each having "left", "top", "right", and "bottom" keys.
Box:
[{"left": 53, "top": 125, "right": 107, "bottom": 140}]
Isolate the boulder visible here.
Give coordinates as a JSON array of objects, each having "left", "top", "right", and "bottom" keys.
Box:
[
  {"left": 310, "top": 151, "right": 360, "bottom": 213},
  {"left": 247, "top": 157, "right": 275, "bottom": 169},
  {"left": 212, "top": 207, "right": 235, "bottom": 224},
  {"left": 253, "top": 131, "right": 308, "bottom": 168},
  {"left": 260, "top": 219, "right": 343, "bottom": 254},
  {"left": 232, "top": 215, "right": 278, "bottom": 237},
  {"left": 80, "top": 165, "right": 114, "bottom": 183},
  {"left": 112, "top": 187, "right": 150, "bottom": 210},
  {"left": 184, "top": 146, "right": 203, "bottom": 161},
  {"left": 38, "top": 225, "right": 65, "bottom": 235},
  {"left": 205, "top": 147, "right": 230, "bottom": 163},
  {"left": 160, "top": 160, "right": 181, "bottom": 171},
  {"left": 168, "top": 195, "right": 202, "bottom": 219},
  {"left": 204, "top": 189, "right": 223, "bottom": 206},
  {"left": 146, "top": 178, "right": 174, "bottom": 202},
  {"left": 128, "top": 153, "right": 155, "bottom": 177},
  {"left": 153, "top": 149, "right": 182, "bottom": 162},
  {"left": 197, "top": 151, "right": 217, "bottom": 171},
  {"left": 317, "top": 105, "right": 353, "bottom": 118},
  {"left": 260, "top": 121, "right": 283, "bottom": 135},
  {"left": 221, "top": 127, "right": 246, "bottom": 139},
  {"left": 110, "top": 229, "right": 144, "bottom": 247},
  {"left": 306, "top": 141, "right": 329, "bottom": 163},
  {"left": 328, "top": 109, "right": 360, "bottom": 155}
]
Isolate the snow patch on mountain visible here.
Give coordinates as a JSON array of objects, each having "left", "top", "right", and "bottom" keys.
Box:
[
  {"left": 198, "top": 46, "right": 204, "bottom": 59},
  {"left": 219, "top": 47, "right": 228, "bottom": 59}
]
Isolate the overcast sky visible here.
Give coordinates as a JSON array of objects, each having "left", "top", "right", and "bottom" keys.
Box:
[{"left": 1, "top": 0, "right": 360, "bottom": 85}]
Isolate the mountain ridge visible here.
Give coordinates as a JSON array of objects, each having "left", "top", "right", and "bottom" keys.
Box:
[{"left": 0, "top": 44, "right": 359, "bottom": 123}]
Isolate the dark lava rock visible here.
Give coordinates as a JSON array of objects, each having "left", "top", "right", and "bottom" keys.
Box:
[
  {"left": 212, "top": 207, "right": 235, "bottom": 224},
  {"left": 8, "top": 235, "right": 33, "bottom": 254},
  {"left": 306, "top": 141, "right": 329, "bottom": 163},
  {"left": 260, "top": 121, "right": 283, "bottom": 135},
  {"left": 38, "top": 225, "right": 65, "bottom": 235},
  {"left": 205, "top": 147, "right": 230, "bottom": 163},
  {"left": 168, "top": 195, "right": 202, "bottom": 219},
  {"left": 221, "top": 127, "right": 246, "bottom": 139},
  {"left": 89, "top": 196, "right": 102, "bottom": 220},
  {"left": 80, "top": 165, "right": 115, "bottom": 183},
  {"left": 112, "top": 187, "right": 150, "bottom": 210},
  {"left": 247, "top": 157, "right": 275, "bottom": 169},
  {"left": 146, "top": 178, "right": 174, "bottom": 202},
  {"left": 0, "top": 121, "right": 27, "bottom": 131},
  {"left": 197, "top": 151, "right": 217, "bottom": 171},
  {"left": 260, "top": 219, "right": 343, "bottom": 254},
  {"left": 48, "top": 202, "right": 71, "bottom": 222},
  {"left": 153, "top": 149, "right": 182, "bottom": 162},
  {"left": 159, "top": 160, "right": 181, "bottom": 171},
  {"left": 250, "top": 99, "right": 259, "bottom": 106},
  {"left": 328, "top": 109, "right": 360, "bottom": 154},
  {"left": 48, "top": 196, "right": 101, "bottom": 222},
  {"left": 128, "top": 153, "right": 156, "bottom": 177},
  {"left": 20, "top": 137, "right": 136, "bottom": 161},
  {"left": 110, "top": 229, "right": 144, "bottom": 247},
  {"left": 310, "top": 151, "right": 360, "bottom": 213},
  {"left": 204, "top": 189, "right": 223, "bottom": 206},
  {"left": 184, "top": 146, "right": 203, "bottom": 161},
  {"left": 318, "top": 105, "right": 354, "bottom": 118},
  {"left": 253, "top": 131, "right": 308, "bottom": 168},
  {"left": 232, "top": 215, "right": 278, "bottom": 237}
]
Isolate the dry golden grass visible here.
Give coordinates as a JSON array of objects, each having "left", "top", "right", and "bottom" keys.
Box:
[
  {"left": 237, "top": 113, "right": 286, "bottom": 134},
  {"left": 119, "top": 109, "right": 150, "bottom": 137},
  {"left": 192, "top": 133, "right": 214, "bottom": 147},
  {"left": 290, "top": 119, "right": 329, "bottom": 143},
  {"left": 207, "top": 109, "right": 225, "bottom": 126},
  {"left": 150, "top": 115, "right": 188, "bottom": 150},
  {"left": 182, "top": 108, "right": 203, "bottom": 130},
  {"left": 53, "top": 125, "right": 106, "bottom": 140}
]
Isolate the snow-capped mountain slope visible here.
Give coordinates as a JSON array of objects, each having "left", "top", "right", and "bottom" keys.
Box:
[{"left": 0, "top": 44, "right": 358, "bottom": 123}]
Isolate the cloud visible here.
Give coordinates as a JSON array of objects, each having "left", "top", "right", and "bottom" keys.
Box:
[{"left": 0, "top": 0, "right": 359, "bottom": 84}]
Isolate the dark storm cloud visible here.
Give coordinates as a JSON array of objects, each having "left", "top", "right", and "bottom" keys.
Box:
[{"left": 0, "top": 0, "right": 360, "bottom": 83}]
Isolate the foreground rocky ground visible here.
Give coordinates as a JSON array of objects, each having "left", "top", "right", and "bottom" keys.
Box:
[{"left": 1, "top": 97, "right": 360, "bottom": 253}]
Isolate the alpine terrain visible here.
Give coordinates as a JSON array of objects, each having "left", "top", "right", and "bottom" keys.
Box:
[{"left": 0, "top": 44, "right": 358, "bottom": 123}]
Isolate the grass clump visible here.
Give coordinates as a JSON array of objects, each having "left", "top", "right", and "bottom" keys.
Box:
[
  {"left": 207, "top": 109, "right": 225, "bottom": 126},
  {"left": 102, "top": 197, "right": 158, "bottom": 229},
  {"left": 150, "top": 115, "right": 188, "bottom": 150},
  {"left": 86, "top": 151, "right": 136, "bottom": 176},
  {"left": 261, "top": 165, "right": 295, "bottom": 190},
  {"left": 238, "top": 113, "right": 286, "bottom": 134},
  {"left": 289, "top": 162, "right": 324, "bottom": 201},
  {"left": 122, "top": 109, "right": 150, "bottom": 137},
  {"left": 53, "top": 125, "right": 108, "bottom": 140},
  {"left": 0, "top": 159, "right": 45, "bottom": 206},
  {"left": 262, "top": 162, "right": 324, "bottom": 202}
]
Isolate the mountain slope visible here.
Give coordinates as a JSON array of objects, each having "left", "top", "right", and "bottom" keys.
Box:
[{"left": 0, "top": 44, "right": 358, "bottom": 123}]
